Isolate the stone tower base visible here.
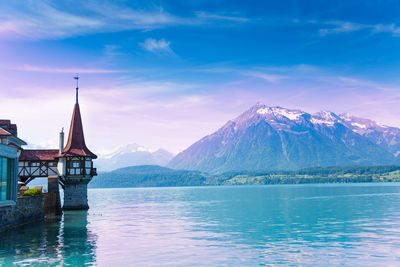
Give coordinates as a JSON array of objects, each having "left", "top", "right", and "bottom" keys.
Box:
[{"left": 63, "top": 183, "right": 89, "bottom": 210}]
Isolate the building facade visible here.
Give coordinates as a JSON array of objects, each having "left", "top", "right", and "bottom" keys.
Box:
[{"left": 0, "top": 120, "right": 26, "bottom": 206}]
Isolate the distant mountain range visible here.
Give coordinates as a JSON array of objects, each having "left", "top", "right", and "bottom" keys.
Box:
[
  {"left": 96, "top": 144, "right": 174, "bottom": 171},
  {"left": 168, "top": 103, "right": 400, "bottom": 173}
]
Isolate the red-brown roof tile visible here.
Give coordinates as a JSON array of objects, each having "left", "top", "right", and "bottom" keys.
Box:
[
  {"left": 61, "top": 104, "right": 97, "bottom": 159},
  {"left": 20, "top": 149, "right": 60, "bottom": 161},
  {"left": 0, "top": 128, "right": 12, "bottom": 136}
]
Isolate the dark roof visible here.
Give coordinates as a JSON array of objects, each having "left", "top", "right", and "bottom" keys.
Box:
[
  {"left": 0, "top": 120, "right": 26, "bottom": 147},
  {"left": 20, "top": 149, "right": 60, "bottom": 161},
  {"left": 0, "top": 120, "right": 17, "bottom": 134},
  {"left": 61, "top": 104, "right": 97, "bottom": 159}
]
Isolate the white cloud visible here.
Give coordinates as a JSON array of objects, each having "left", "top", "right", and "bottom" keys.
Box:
[
  {"left": 103, "top": 45, "right": 124, "bottom": 57},
  {"left": 140, "top": 38, "right": 174, "bottom": 55},
  {"left": 319, "top": 21, "right": 400, "bottom": 37},
  {"left": 0, "top": 2, "right": 102, "bottom": 39},
  {"left": 0, "top": 1, "right": 249, "bottom": 40},
  {"left": 244, "top": 71, "right": 286, "bottom": 83},
  {"left": 199, "top": 66, "right": 291, "bottom": 83},
  {"left": 372, "top": 23, "right": 400, "bottom": 36},
  {"left": 195, "top": 11, "right": 248, "bottom": 23}
]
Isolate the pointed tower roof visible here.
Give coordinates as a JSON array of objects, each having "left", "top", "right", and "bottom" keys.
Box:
[{"left": 61, "top": 76, "right": 97, "bottom": 159}]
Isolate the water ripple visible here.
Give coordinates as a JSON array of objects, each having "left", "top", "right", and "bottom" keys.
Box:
[{"left": 1, "top": 183, "right": 400, "bottom": 266}]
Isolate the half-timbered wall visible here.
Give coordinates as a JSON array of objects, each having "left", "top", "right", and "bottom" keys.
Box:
[
  {"left": 65, "top": 156, "right": 94, "bottom": 176},
  {"left": 18, "top": 160, "right": 59, "bottom": 184}
]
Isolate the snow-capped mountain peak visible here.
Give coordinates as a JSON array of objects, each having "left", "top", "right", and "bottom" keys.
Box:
[
  {"left": 258, "top": 106, "right": 305, "bottom": 121},
  {"left": 102, "top": 143, "right": 149, "bottom": 159},
  {"left": 241, "top": 104, "right": 396, "bottom": 134},
  {"left": 279, "top": 108, "right": 303, "bottom": 120},
  {"left": 169, "top": 103, "right": 400, "bottom": 173},
  {"left": 338, "top": 113, "right": 382, "bottom": 133},
  {"left": 97, "top": 144, "right": 174, "bottom": 171},
  {"left": 311, "top": 110, "right": 341, "bottom": 126}
]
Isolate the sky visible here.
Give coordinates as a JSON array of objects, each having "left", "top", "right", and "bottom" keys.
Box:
[{"left": 0, "top": 0, "right": 400, "bottom": 154}]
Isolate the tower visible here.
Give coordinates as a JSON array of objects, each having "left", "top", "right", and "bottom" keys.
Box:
[{"left": 58, "top": 75, "right": 97, "bottom": 210}]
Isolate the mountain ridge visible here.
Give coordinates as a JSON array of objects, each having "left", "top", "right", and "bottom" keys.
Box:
[
  {"left": 96, "top": 144, "right": 174, "bottom": 171},
  {"left": 168, "top": 103, "right": 399, "bottom": 173}
]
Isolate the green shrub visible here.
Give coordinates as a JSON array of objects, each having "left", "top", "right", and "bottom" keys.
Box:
[{"left": 22, "top": 188, "right": 42, "bottom": 197}]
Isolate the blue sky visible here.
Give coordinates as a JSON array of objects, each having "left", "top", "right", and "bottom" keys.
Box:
[{"left": 0, "top": 0, "right": 400, "bottom": 153}]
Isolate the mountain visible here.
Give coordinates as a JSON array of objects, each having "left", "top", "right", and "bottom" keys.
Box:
[
  {"left": 96, "top": 144, "right": 174, "bottom": 171},
  {"left": 89, "top": 165, "right": 209, "bottom": 188},
  {"left": 168, "top": 103, "right": 399, "bottom": 173},
  {"left": 339, "top": 113, "right": 400, "bottom": 157}
]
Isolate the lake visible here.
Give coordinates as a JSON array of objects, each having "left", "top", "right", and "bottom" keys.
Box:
[{"left": 1, "top": 183, "right": 400, "bottom": 266}]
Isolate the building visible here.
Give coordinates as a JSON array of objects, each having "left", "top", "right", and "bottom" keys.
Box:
[
  {"left": 17, "top": 79, "right": 97, "bottom": 210},
  {"left": 57, "top": 85, "right": 97, "bottom": 210},
  {"left": 0, "top": 120, "right": 44, "bottom": 232},
  {"left": 0, "top": 120, "right": 27, "bottom": 206}
]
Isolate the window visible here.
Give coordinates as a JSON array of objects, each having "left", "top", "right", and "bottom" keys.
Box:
[
  {"left": 68, "top": 160, "right": 83, "bottom": 175},
  {"left": 0, "top": 156, "right": 14, "bottom": 201},
  {"left": 69, "top": 161, "right": 80, "bottom": 168},
  {"left": 67, "top": 158, "right": 92, "bottom": 176}
]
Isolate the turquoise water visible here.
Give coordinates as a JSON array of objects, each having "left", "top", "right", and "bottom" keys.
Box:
[{"left": 1, "top": 183, "right": 400, "bottom": 266}]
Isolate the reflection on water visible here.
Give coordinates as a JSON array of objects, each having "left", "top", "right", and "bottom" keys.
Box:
[
  {"left": 59, "top": 211, "right": 97, "bottom": 266},
  {"left": 1, "top": 183, "right": 400, "bottom": 266},
  {"left": 0, "top": 211, "right": 97, "bottom": 266}
]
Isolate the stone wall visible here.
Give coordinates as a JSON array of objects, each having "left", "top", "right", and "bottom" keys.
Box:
[
  {"left": 45, "top": 176, "right": 62, "bottom": 215},
  {"left": 63, "top": 183, "right": 89, "bottom": 210},
  {"left": 0, "top": 196, "right": 44, "bottom": 232}
]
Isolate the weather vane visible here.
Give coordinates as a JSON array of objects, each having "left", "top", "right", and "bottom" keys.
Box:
[{"left": 74, "top": 73, "right": 80, "bottom": 88}]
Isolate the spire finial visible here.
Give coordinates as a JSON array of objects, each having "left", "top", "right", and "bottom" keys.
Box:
[{"left": 74, "top": 73, "right": 79, "bottom": 104}]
